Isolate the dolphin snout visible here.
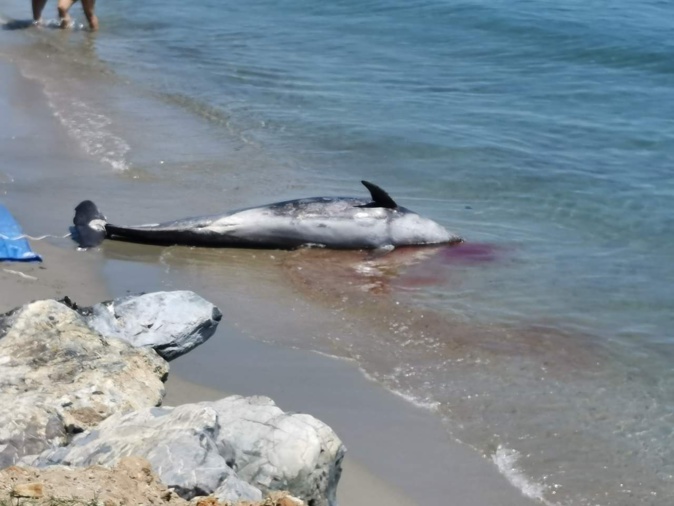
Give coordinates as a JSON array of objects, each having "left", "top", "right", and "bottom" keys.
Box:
[{"left": 212, "top": 307, "right": 223, "bottom": 322}]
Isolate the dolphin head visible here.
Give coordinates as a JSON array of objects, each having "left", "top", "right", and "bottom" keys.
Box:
[{"left": 389, "top": 208, "right": 461, "bottom": 247}]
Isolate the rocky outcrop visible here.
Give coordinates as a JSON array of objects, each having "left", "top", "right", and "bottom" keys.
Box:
[
  {"left": 74, "top": 290, "right": 223, "bottom": 361},
  {"left": 0, "top": 299, "right": 168, "bottom": 469},
  {"left": 33, "top": 396, "right": 345, "bottom": 506},
  {"left": 1, "top": 293, "right": 344, "bottom": 506}
]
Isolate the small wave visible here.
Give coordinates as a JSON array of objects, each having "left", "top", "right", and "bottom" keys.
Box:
[
  {"left": 387, "top": 387, "right": 440, "bottom": 412},
  {"left": 311, "top": 347, "right": 443, "bottom": 412},
  {"left": 492, "top": 446, "right": 552, "bottom": 504},
  {"left": 14, "top": 60, "right": 131, "bottom": 172},
  {"left": 357, "top": 365, "right": 441, "bottom": 412},
  {"left": 46, "top": 93, "right": 131, "bottom": 171}
]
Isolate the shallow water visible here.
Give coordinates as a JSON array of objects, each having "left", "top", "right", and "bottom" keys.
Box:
[{"left": 1, "top": 0, "right": 673, "bottom": 504}]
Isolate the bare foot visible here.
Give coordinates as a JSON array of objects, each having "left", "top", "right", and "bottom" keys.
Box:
[{"left": 59, "top": 15, "right": 72, "bottom": 29}]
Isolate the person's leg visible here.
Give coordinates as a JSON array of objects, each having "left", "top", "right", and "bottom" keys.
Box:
[
  {"left": 31, "top": 0, "right": 49, "bottom": 24},
  {"left": 57, "top": 0, "right": 75, "bottom": 28},
  {"left": 80, "top": 0, "right": 98, "bottom": 31}
]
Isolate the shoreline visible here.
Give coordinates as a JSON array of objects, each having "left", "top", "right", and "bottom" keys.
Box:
[
  {"left": 0, "top": 52, "right": 420, "bottom": 506},
  {"left": 0, "top": 48, "right": 535, "bottom": 506}
]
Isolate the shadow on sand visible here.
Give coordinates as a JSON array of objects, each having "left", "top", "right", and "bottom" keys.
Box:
[{"left": 2, "top": 19, "right": 35, "bottom": 31}]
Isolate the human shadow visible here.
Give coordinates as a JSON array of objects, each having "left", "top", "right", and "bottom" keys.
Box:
[{"left": 2, "top": 19, "right": 35, "bottom": 31}]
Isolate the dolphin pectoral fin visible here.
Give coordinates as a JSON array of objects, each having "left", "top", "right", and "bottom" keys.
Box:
[
  {"left": 359, "top": 181, "right": 398, "bottom": 209},
  {"left": 366, "top": 244, "right": 396, "bottom": 259}
]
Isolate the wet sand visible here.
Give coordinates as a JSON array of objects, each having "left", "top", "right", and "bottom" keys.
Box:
[
  {"left": 161, "top": 335, "right": 536, "bottom": 506},
  {"left": 0, "top": 53, "right": 536, "bottom": 506}
]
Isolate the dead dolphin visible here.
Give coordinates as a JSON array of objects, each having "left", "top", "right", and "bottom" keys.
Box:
[{"left": 72, "top": 181, "right": 461, "bottom": 250}]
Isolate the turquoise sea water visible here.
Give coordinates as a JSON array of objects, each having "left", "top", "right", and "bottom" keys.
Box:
[{"left": 1, "top": 0, "right": 673, "bottom": 504}]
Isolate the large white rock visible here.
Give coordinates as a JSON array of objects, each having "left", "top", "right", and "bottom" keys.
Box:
[
  {"left": 78, "top": 291, "right": 222, "bottom": 361},
  {"left": 210, "top": 396, "right": 344, "bottom": 506},
  {"left": 0, "top": 300, "right": 168, "bottom": 469},
  {"left": 33, "top": 396, "right": 345, "bottom": 506}
]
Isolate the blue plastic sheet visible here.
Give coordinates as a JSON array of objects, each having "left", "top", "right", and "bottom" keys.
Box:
[{"left": 0, "top": 205, "right": 42, "bottom": 262}]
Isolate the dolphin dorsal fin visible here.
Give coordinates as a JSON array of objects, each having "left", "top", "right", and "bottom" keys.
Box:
[{"left": 361, "top": 180, "right": 398, "bottom": 209}]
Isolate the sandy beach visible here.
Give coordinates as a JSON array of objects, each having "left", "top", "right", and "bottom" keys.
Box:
[{"left": 0, "top": 45, "right": 537, "bottom": 506}]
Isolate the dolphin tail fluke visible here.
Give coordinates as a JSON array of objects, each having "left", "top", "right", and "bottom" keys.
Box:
[{"left": 72, "top": 200, "right": 108, "bottom": 248}]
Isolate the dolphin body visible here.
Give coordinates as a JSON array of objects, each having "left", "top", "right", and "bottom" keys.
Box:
[{"left": 72, "top": 181, "right": 461, "bottom": 250}]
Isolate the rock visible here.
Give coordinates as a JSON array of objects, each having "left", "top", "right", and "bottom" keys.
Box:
[
  {"left": 0, "top": 457, "right": 187, "bottom": 505},
  {"left": 11, "top": 482, "right": 44, "bottom": 498},
  {"left": 210, "top": 396, "right": 344, "bottom": 506},
  {"left": 275, "top": 495, "right": 305, "bottom": 506},
  {"left": 34, "top": 404, "right": 260, "bottom": 502},
  {"left": 213, "top": 474, "right": 263, "bottom": 504},
  {"left": 75, "top": 291, "right": 222, "bottom": 361},
  {"left": 34, "top": 396, "right": 345, "bottom": 506},
  {"left": 0, "top": 300, "right": 168, "bottom": 468},
  {"left": 0, "top": 460, "right": 305, "bottom": 506},
  {"left": 191, "top": 498, "right": 220, "bottom": 506}
]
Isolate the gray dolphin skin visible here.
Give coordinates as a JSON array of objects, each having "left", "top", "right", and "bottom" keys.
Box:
[{"left": 72, "top": 181, "right": 461, "bottom": 250}]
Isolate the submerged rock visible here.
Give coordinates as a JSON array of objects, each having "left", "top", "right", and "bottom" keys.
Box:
[
  {"left": 75, "top": 290, "right": 223, "bottom": 361},
  {"left": 0, "top": 299, "right": 168, "bottom": 469},
  {"left": 33, "top": 396, "right": 345, "bottom": 506}
]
